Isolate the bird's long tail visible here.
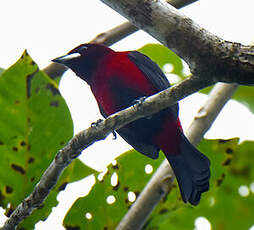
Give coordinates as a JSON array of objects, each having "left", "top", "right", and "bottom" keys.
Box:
[{"left": 164, "top": 132, "right": 210, "bottom": 205}]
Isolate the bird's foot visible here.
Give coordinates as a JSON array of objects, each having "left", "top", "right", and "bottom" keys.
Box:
[
  {"left": 91, "top": 119, "right": 117, "bottom": 139},
  {"left": 112, "top": 131, "right": 117, "bottom": 140},
  {"left": 91, "top": 119, "right": 103, "bottom": 128},
  {"left": 133, "top": 96, "right": 146, "bottom": 109}
]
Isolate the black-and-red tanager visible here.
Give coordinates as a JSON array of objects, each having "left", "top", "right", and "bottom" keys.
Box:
[{"left": 53, "top": 43, "right": 210, "bottom": 205}]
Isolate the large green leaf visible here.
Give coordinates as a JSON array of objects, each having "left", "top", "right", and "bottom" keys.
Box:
[
  {"left": 145, "top": 138, "right": 254, "bottom": 230},
  {"left": 63, "top": 149, "right": 172, "bottom": 229},
  {"left": 0, "top": 51, "right": 96, "bottom": 229}
]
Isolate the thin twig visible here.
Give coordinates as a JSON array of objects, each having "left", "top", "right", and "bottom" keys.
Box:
[
  {"left": 90, "top": 21, "right": 138, "bottom": 45},
  {"left": 186, "top": 83, "right": 239, "bottom": 145}
]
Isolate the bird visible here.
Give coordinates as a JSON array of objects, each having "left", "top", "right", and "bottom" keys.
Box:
[{"left": 52, "top": 43, "right": 210, "bottom": 205}]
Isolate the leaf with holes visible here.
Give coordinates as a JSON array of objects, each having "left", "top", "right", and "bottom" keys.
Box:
[
  {"left": 0, "top": 51, "right": 96, "bottom": 229},
  {"left": 63, "top": 149, "right": 170, "bottom": 229},
  {"left": 145, "top": 138, "right": 254, "bottom": 230}
]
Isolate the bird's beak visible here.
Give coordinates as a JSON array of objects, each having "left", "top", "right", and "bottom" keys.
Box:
[{"left": 52, "top": 53, "right": 81, "bottom": 65}]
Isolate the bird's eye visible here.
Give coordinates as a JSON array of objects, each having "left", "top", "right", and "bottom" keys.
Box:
[
  {"left": 78, "top": 45, "right": 88, "bottom": 52},
  {"left": 68, "top": 44, "right": 88, "bottom": 55}
]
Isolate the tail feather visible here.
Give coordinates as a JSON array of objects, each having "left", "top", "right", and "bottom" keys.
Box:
[{"left": 165, "top": 133, "right": 210, "bottom": 205}]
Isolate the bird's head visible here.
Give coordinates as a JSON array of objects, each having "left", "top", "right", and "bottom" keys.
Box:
[{"left": 52, "top": 43, "right": 113, "bottom": 84}]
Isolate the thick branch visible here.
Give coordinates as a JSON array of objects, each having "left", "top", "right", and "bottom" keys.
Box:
[
  {"left": 101, "top": 0, "right": 254, "bottom": 85},
  {"left": 116, "top": 83, "right": 238, "bottom": 230}
]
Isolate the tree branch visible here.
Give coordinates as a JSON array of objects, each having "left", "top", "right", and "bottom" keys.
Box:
[
  {"left": 101, "top": 0, "right": 254, "bottom": 85},
  {"left": 186, "top": 83, "right": 239, "bottom": 145},
  {"left": 116, "top": 83, "right": 238, "bottom": 230},
  {"left": 90, "top": 21, "right": 138, "bottom": 45},
  {"left": 43, "top": 0, "right": 199, "bottom": 79}
]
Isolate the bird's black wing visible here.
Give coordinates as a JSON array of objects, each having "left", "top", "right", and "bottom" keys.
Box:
[{"left": 128, "top": 51, "right": 179, "bottom": 116}]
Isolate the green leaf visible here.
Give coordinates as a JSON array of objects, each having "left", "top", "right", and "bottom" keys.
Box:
[
  {"left": 146, "top": 138, "right": 254, "bottom": 230},
  {"left": 231, "top": 85, "right": 254, "bottom": 113},
  {"left": 59, "top": 158, "right": 97, "bottom": 187},
  {"left": 0, "top": 67, "right": 4, "bottom": 75},
  {"left": 138, "top": 43, "right": 186, "bottom": 81},
  {"left": 63, "top": 149, "right": 169, "bottom": 230},
  {"left": 0, "top": 51, "right": 96, "bottom": 229}
]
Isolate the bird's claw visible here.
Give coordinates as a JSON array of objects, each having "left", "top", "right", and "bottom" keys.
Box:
[
  {"left": 133, "top": 96, "right": 146, "bottom": 108},
  {"left": 112, "top": 131, "right": 117, "bottom": 140},
  {"left": 91, "top": 119, "right": 103, "bottom": 128},
  {"left": 91, "top": 119, "right": 117, "bottom": 139}
]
